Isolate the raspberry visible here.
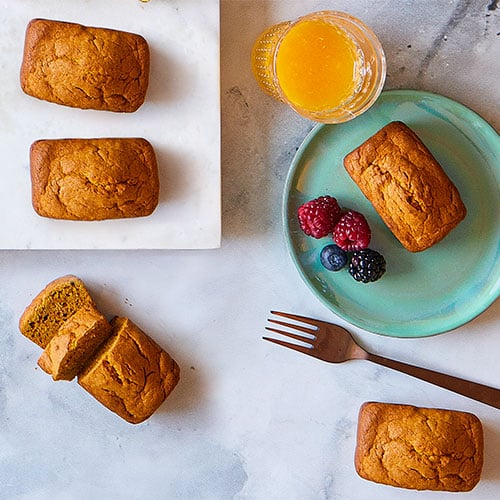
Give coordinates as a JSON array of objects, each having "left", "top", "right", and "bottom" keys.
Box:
[
  {"left": 297, "top": 196, "right": 341, "bottom": 238},
  {"left": 349, "top": 249, "right": 386, "bottom": 283},
  {"left": 333, "top": 210, "right": 371, "bottom": 251}
]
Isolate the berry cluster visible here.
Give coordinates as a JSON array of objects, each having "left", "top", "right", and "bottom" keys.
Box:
[{"left": 297, "top": 195, "right": 386, "bottom": 283}]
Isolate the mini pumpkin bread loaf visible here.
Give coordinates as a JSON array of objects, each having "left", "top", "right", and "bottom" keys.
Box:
[
  {"left": 354, "top": 402, "right": 483, "bottom": 492},
  {"left": 78, "top": 317, "right": 180, "bottom": 424},
  {"left": 38, "top": 306, "right": 112, "bottom": 381},
  {"left": 20, "top": 19, "right": 149, "bottom": 112},
  {"left": 19, "top": 275, "right": 96, "bottom": 348},
  {"left": 30, "top": 138, "right": 159, "bottom": 221},
  {"left": 344, "top": 121, "right": 466, "bottom": 252}
]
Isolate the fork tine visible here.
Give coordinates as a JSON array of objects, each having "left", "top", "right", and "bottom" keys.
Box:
[
  {"left": 267, "top": 318, "right": 317, "bottom": 336},
  {"left": 262, "top": 336, "right": 314, "bottom": 356},
  {"left": 265, "top": 326, "right": 314, "bottom": 345},
  {"left": 270, "top": 310, "right": 322, "bottom": 328}
]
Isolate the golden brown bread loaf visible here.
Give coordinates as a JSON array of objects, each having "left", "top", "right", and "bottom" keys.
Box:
[
  {"left": 354, "top": 402, "right": 483, "bottom": 492},
  {"left": 30, "top": 138, "right": 159, "bottom": 220},
  {"left": 78, "top": 317, "right": 180, "bottom": 424},
  {"left": 343, "top": 121, "right": 466, "bottom": 252},
  {"left": 20, "top": 19, "right": 149, "bottom": 112},
  {"left": 19, "top": 275, "right": 96, "bottom": 348},
  {"left": 38, "top": 306, "right": 112, "bottom": 381}
]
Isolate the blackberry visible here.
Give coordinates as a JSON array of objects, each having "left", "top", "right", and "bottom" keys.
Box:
[
  {"left": 320, "top": 244, "right": 348, "bottom": 271},
  {"left": 349, "top": 249, "right": 386, "bottom": 283}
]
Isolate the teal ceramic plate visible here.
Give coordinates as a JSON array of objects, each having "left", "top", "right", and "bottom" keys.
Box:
[{"left": 284, "top": 90, "right": 499, "bottom": 337}]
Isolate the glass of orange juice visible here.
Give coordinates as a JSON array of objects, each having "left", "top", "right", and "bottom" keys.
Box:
[{"left": 251, "top": 11, "right": 386, "bottom": 123}]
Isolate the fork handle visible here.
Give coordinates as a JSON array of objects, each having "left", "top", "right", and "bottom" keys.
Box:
[{"left": 366, "top": 353, "right": 500, "bottom": 409}]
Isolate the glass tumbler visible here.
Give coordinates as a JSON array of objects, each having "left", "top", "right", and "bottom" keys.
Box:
[{"left": 251, "top": 11, "right": 386, "bottom": 123}]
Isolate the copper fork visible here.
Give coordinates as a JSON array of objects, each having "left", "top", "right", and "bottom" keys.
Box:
[{"left": 264, "top": 311, "right": 500, "bottom": 409}]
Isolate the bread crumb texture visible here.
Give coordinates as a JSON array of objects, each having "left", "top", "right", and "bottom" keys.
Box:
[
  {"left": 20, "top": 18, "right": 149, "bottom": 112},
  {"left": 344, "top": 121, "right": 466, "bottom": 252},
  {"left": 30, "top": 138, "right": 159, "bottom": 220},
  {"left": 37, "top": 306, "right": 112, "bottom": 381},
  {"left": 354, "top": 402, "right": 483, "bottom": 492},
  {"left": 19, "top": 275, "right": 96, "bottom": 348},
  {"left": 78, "top": 317, "right": 180, "bottom": 424}
]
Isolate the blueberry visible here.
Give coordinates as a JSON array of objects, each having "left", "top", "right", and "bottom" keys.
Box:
[{"left": 320, "top": 244, "right": 347, "bottom": 271}]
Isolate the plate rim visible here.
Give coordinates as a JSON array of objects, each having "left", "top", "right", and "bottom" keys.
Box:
[{"left": 282, "top": 89, "right": 500, "bottom": 338}]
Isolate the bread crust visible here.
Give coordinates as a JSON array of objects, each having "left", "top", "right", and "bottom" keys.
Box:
[
  {"left": 78, "top": 317, "right": 180, "bottom": 424},
  {"left": 20, "top": 18, "right": 149, "bottom": 112},
  {"left": 343, "top": 121, "right": 466, "bottom": 252},
  {"left": 354, "top": 402, "right": 483, "bottom": 492},
  {"left": 30, "top": 138, "right": 159, "bottom": 220}
]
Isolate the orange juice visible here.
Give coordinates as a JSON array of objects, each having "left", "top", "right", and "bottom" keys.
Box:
[
  {"left": 251, "top": 11, "right": 386, "bottom": 123},
  {"left": 275, "top": 19, "right": 360, "bottom": 112}
]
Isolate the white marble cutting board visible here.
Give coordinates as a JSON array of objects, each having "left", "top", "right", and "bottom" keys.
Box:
[{"left": 0, "top": 0, "right": 220, "bottom": 249}]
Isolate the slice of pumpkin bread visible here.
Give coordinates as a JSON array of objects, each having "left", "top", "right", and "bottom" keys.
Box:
[
  {"left": 38, "top": 306, "right": 112, "bottom": 381},
  {"left": 19, "top": 275, "right": 96, "bottom": 348}
]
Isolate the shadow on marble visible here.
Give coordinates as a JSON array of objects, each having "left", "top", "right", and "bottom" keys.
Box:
[
  {"left": 146, "top": 42, "right": 192, "bottom": 105},
  {"left": 137, "top": 320, "right": 207, "bottom": 421},
  {"left": 481, "top": 420, "right": 500, "bottom": 484},
  {"left": 155, "top": 357, "right": 205, "bottom": 420},
  {"left": 154, "top": 143, "right": 193, "bottom": 205}
]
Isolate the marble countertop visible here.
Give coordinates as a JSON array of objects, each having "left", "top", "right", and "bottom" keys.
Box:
[{"left": 1, "top": 1, "right": 499, "bottom": 499}]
